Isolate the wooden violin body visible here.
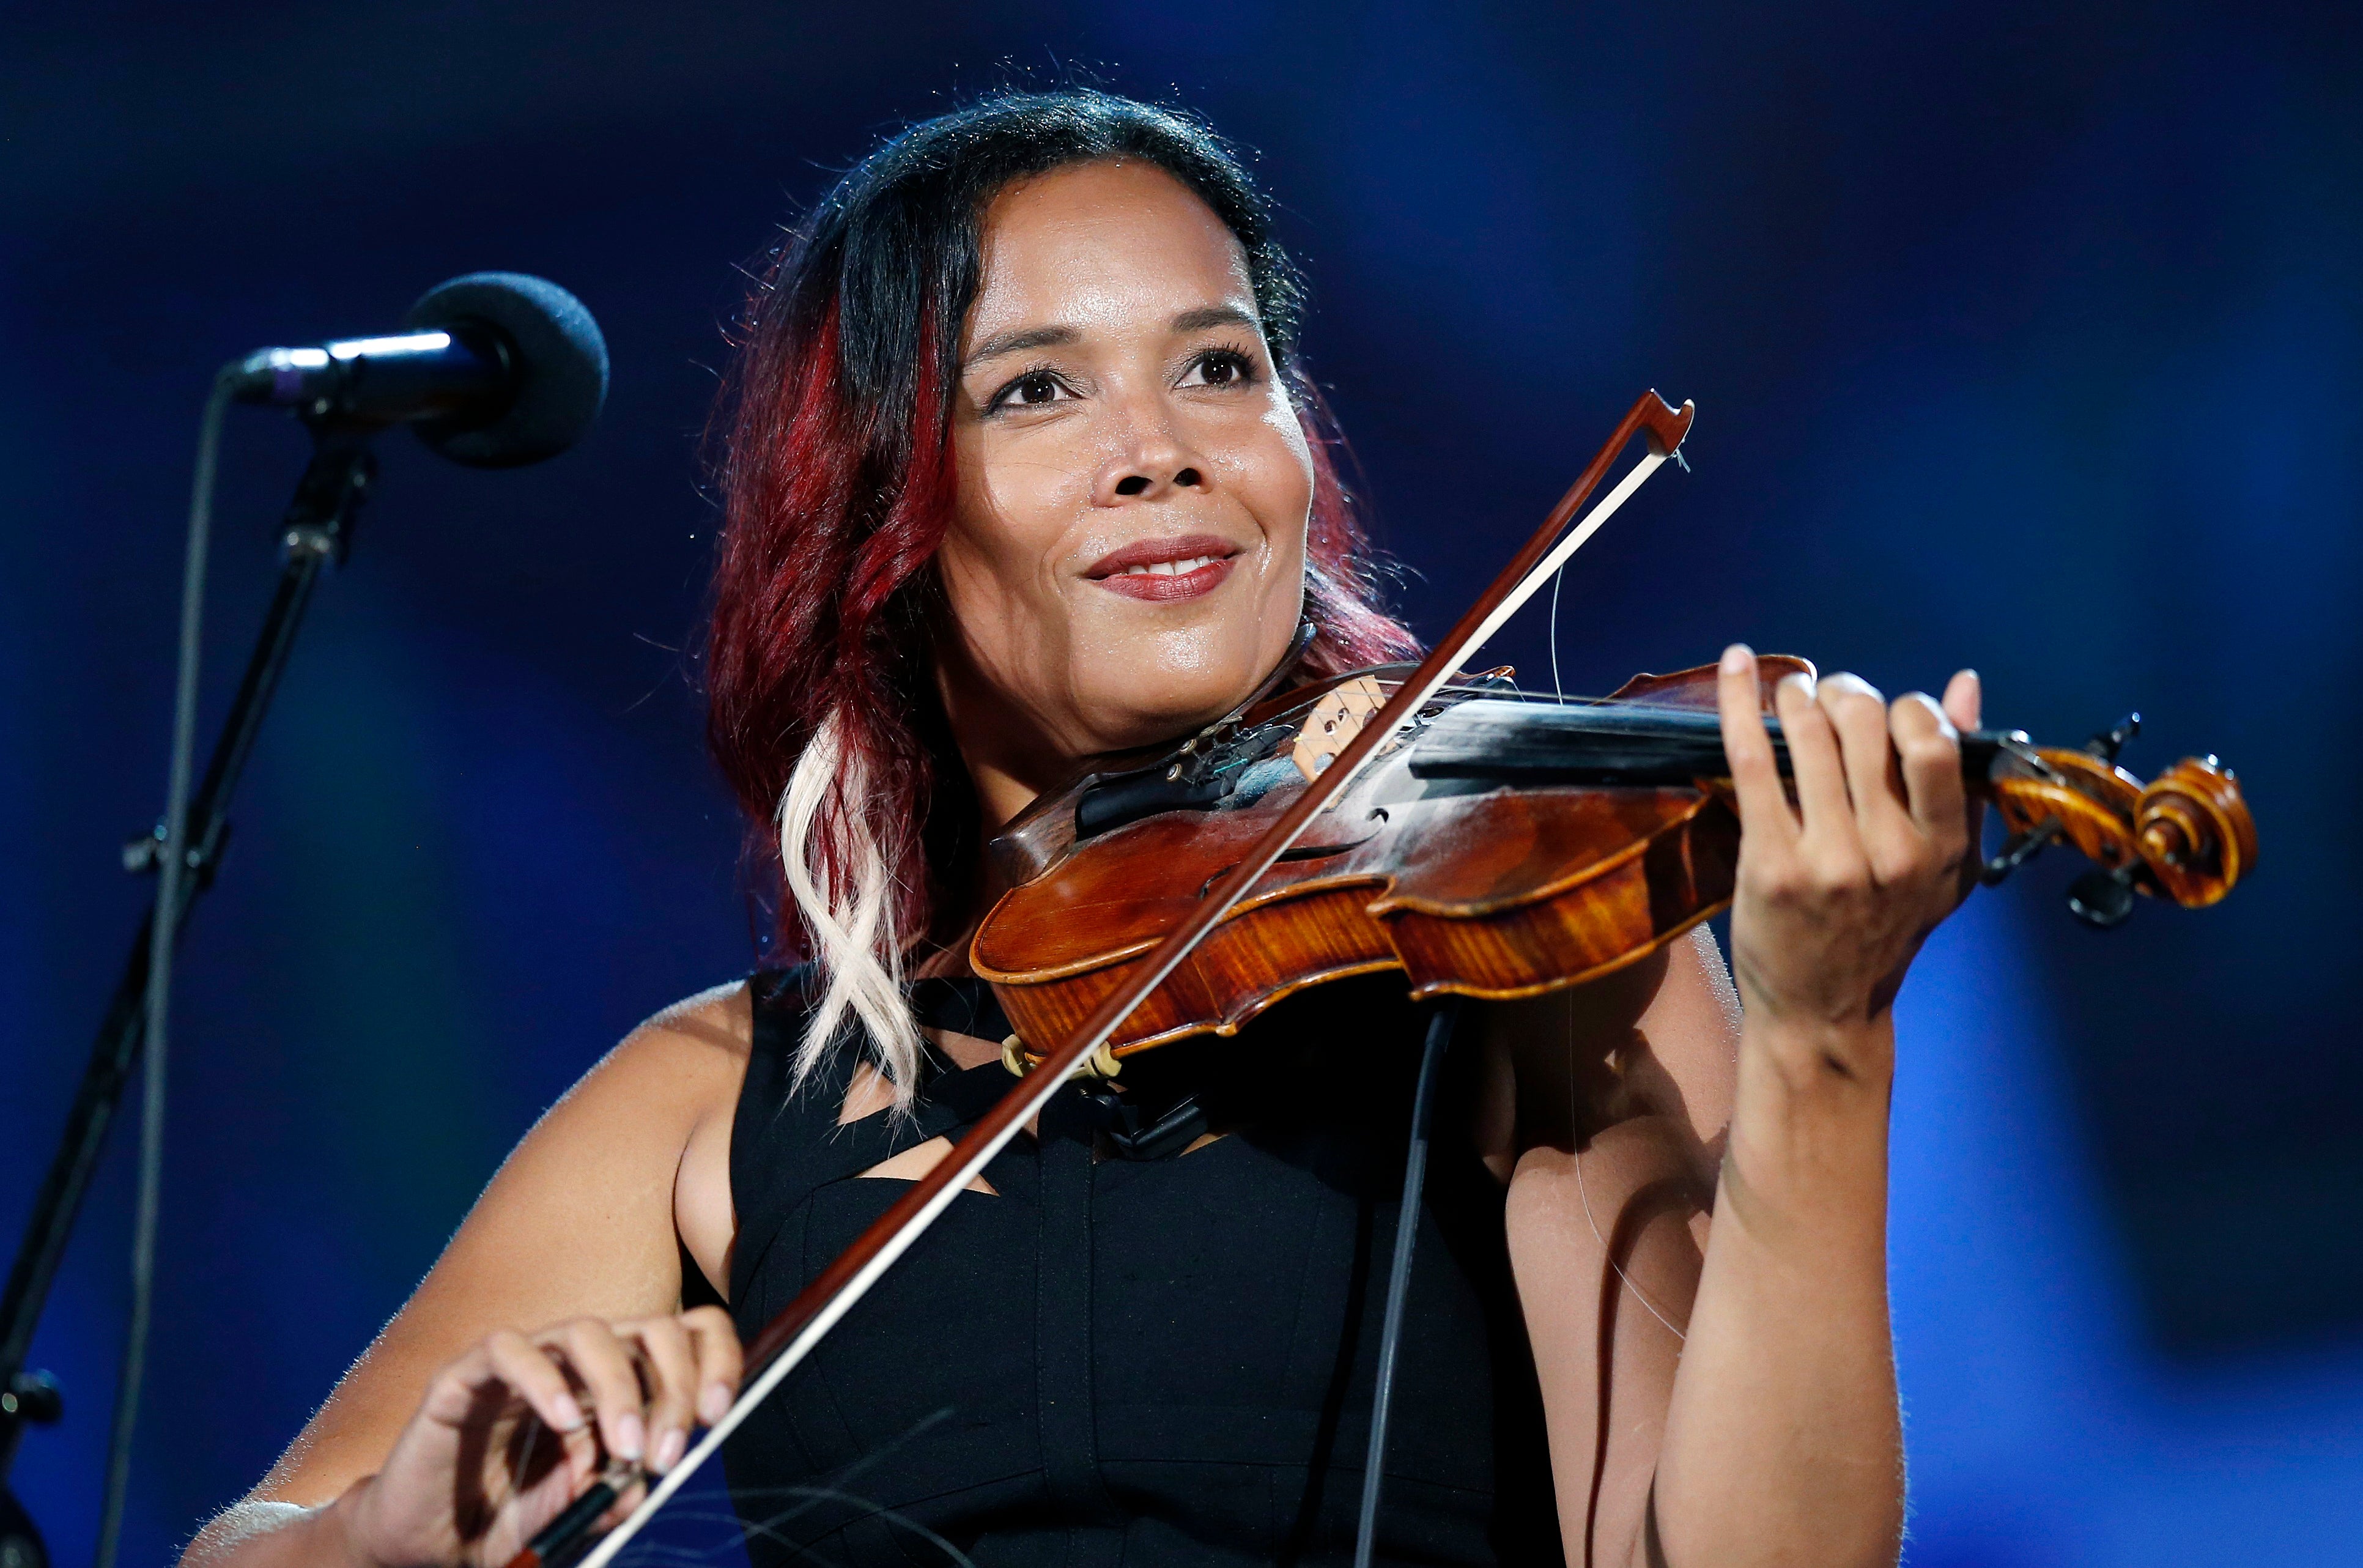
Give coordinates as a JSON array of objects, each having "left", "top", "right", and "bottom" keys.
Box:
[
  {"left": 517, "top": 393, "right": 2260, "bottom": 1568},
  {"left": 973, "top": 657, "right": 2257, "bottom": 1062}
]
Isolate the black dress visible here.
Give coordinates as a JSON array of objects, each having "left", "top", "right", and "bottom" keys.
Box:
[{"left": 722, "top": 966, "right": 1564, "bottom": 1567}]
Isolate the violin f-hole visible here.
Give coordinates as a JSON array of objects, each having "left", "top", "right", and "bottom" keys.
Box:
[{"left": 1197, "top": 835, "right": 1374, "bottom": 898}]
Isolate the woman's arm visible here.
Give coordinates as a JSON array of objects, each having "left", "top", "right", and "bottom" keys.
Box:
[
  {"left": 1497, "top": 930, "right": 1734, "bottom": 1566},
  {"left": 182, "top": 983, "right": 753, "bottom": 1568},
  {"left": 1507, "top": 649, "right": 1980, "bottom": 1568}
]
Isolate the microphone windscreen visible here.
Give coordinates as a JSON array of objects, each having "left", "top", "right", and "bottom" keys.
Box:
[{"left": 404, "top": 272, "right": 610, "bottom": 468}]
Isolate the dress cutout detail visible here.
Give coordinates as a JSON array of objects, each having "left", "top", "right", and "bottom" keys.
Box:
[{"left": 723, "top": 966, "right": 1562, "bottom": 1567}]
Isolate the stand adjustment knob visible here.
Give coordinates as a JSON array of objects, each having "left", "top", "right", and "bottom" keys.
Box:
[{"left": 0, "top": 1372, "right": 61, "bottom": 1425}]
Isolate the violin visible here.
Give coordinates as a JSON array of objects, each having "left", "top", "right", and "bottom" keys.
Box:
[
  {"left": 520, "top": 390, "right": 2257, "bottom": 1568},
  {"left": 973, "top": 654, "right": 2255, "bottom": 1068}
]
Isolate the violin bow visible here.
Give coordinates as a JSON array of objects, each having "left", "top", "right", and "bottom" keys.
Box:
[{"left": 526, "top": 389, "right": 1695, "bottom": 1568}]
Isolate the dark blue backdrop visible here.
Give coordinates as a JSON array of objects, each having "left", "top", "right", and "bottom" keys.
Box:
[{"left": 4, "top": 4, "right": 2357, "bottom": 1565}]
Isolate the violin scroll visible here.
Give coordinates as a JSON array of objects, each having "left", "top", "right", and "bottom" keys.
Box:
[
  {"left": 1981, "top": 725, "right": 2255, "bottom": 928},
  {"left": 2133, "top": 754, "right": 2255, "bottom": 906}
]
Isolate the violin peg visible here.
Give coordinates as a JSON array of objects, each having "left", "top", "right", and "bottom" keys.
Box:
[
  {"left": 2085, "top": 712, "right": 2142, "bottom": 764},
  {"left": 1981, "top": 818, "right": 2061, "bottom": 886},
  {"left": 2067, "top": 865, "right": 2139, "bottom": 929},
  {"left": 1290, "top": 675, "right": 1386, "bottom": 782}
]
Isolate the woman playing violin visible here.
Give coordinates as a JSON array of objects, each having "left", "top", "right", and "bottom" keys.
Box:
[{"left": 190, "top": 90, "right": 1984, "bottom": 1568}]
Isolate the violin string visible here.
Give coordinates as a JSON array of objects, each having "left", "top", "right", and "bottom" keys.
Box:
[
  {"left": 558, "top": 429, "right": 1683, "bottom": 1568},
  {"left": 735, "top": 1486, "right": 978, "bottom": 1568},
  {"left": 615, "top": 1496, "right": 854, "bottom": 1568},
  {"left": 1566, "top": 1038, "right": 1687, "bottom": 1344},
  {"left": 1257, "top": 676, "right": 1644, "bottom": 733},
  {"left": 1573, "top": 1147, "right": 1687, "bottom": 1343},
  {"left": 602, "top": 1408, "right": 960, "bottom": 1568},
  {"left": 616, "top": 1486, "right": 974, "bottom": 1568}
]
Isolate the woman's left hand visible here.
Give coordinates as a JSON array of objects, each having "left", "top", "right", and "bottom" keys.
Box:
[{"left": 1714, "top": 644, "right": 1984, "bottom": 1070}]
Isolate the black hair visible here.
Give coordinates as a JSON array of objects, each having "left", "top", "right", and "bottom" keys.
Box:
[
  {"left": 775, "top": 88, "right": 1306, "bottom": 457},
  {"left": 707, "top": 87, "right": 1415, "bottom": 990}
]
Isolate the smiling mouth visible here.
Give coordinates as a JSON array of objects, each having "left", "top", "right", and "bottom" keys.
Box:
[
  {"left": 1085, "top": 536, "right": 1243, "bottom": 603},
  {"left": 1109, "top": 552, "right": 1226, "bottom": 578}
]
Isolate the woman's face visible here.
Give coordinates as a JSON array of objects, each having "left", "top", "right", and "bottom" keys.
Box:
[{"left": 936, "top": 158, "right": 1312, "bottom": 805}]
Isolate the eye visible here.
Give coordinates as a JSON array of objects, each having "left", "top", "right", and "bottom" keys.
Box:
[
  {"left": 1180, "top": 347, "right": 1259, "bottom": 390},
  {"left": 986, "top": 368, "right": 1074, "bottom": 414}
]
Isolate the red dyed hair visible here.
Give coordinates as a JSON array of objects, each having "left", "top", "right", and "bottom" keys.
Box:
[{"left": 704, "top": 91, "right": 1418, "bottom": 1004}]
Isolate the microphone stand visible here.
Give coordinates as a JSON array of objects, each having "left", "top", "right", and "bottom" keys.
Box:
[{"left": 0, "top": 419, "right": 379, "bottom": 1568}]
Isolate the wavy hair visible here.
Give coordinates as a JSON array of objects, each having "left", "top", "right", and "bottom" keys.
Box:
[{"left": 704, "top": 89, "right": 1420, "bottom": 1106}]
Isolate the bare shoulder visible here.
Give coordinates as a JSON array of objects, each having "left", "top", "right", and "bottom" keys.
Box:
[
  {"left": 489, "top": 978, "right": 753, "bottom": 1204},
  {"left": 246, "top": 980, "right": 755, "bottom": 1507},
  {"left": 586, "top": 977, "right": 755, "bottom": 1093},
  {"left": 427, "top": 975, "right": 756, "bottom": 1311},
  {"left": 638, "top": 977, "right": 756, "bottom": 1052}
]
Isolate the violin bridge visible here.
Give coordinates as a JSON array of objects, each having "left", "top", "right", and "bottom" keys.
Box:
[{"left": 1292, "top": 676, "right": 1388, "bottom": 781}]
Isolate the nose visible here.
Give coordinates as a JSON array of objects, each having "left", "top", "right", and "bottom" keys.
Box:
[
  {"left": 1112, "top": 466, "right": 1202, "bottom": 498},
  {"left": 1094, "top": 412, "right": 1211, "bottom": 506}
]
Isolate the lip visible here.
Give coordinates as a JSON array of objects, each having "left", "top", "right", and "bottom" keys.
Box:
[{"left": 1083, "top": 534, "right": 1244, "bottom": 603}]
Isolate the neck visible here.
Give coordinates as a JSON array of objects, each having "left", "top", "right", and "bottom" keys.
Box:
[
  {"left": 923, "top": 668, "right": 1087, "bottom": 981},
  {"left": 931, "top": 628, "right": 1312, "bottom": 862},
  {"left": 933, "top": 667, "right": 1082, "bottom": 842},
  {"left": 932, "top": 656, "right": 1240, "bottom": 844}
]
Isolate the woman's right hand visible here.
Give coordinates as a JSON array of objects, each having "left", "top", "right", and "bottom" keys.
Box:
[{"left": 338, "top": 1307, "right": 742, "bottom": 1568}]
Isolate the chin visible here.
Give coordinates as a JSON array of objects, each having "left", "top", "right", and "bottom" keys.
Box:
[
  {"left": 1062, "top": 588, "right": 1303, "bottom": 752},
  {"left": 1081, "top": 654, "right": 1262, "bottom": 750}
]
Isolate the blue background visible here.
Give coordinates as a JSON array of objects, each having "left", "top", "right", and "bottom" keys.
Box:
[{"left": 3, "top": 4, "right": 2357, "bottom": 1564}]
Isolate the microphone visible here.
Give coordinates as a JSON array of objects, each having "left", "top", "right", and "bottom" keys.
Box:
[{"left": 227, "top": 272, "right": 609, "bottom": 468}]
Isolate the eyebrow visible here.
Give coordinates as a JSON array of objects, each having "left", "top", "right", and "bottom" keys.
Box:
[
  {"left": 962, "top": 324, "right": 1080, "bottom": 369},
  {"left": 1169, "top": 305, "right": 1260, "bottom": 335},
  {"left": 961, "top": 305, "right": 1264, "bottom": 373}
]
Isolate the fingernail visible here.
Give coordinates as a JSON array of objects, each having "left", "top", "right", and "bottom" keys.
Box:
[
  {"left": 701, "top": 1383, "right": 732, "bottom": 1424},
  {"left": 1720, "top": 643, "right": 1753, "bottom": 674},
  {"left": 1778, "top": 670, "right": 1817, "bottom": 699},
  {"left": 553, "top": 1394, "right": 586, "bottom": 1432},
  {"left": 654, "top": 1426, "right": 686, "bottom": 1473},
  {"left": 1824, "top": 671, "right": 1884, "bottom": 702},
  {"left": 614, "top": 1413, "right": 645, "bottom": 1461},
  {"left": 1905, "top": 690, "right": 1958, "bottom": 741}
]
